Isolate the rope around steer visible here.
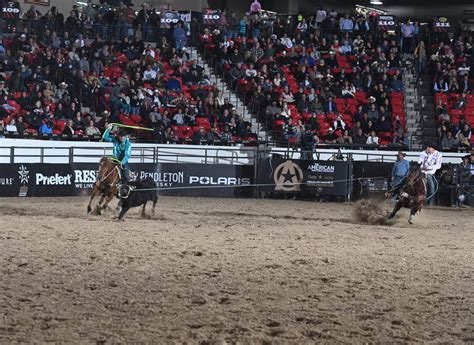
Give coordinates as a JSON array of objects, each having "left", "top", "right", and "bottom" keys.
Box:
[{"left": 128, "top": 176, "right": 388, "bottom": 192}]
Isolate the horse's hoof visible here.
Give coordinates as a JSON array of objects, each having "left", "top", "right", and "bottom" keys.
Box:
[
  {"left": 87, "top": 206, "right": 91, "bottom": 214},
  {"left": 408, "top": 218, "right": 414, "bottom": 224}
]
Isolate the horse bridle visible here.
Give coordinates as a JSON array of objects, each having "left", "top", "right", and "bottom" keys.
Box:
[{"left": 98, "top": 163, "right": 121, "bottom": 187}]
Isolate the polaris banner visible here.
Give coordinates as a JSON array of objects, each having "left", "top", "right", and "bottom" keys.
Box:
[
  {"left": 377, "top": 15, "right": 397, "bottom": 32},
  {"left": 433, "top": 17, "right": 451, "bottom": 32},
  {"left": 0, "top": 163, "right": 253, "bottom": 198},
  {"left": 202, "top": 9, "right": 226, "bottom": 26},
  {"left": 256, "top": 158, "right": 351, "bottom": 197}
]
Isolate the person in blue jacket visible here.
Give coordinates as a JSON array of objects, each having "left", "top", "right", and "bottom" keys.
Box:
[
  {"left": 102, "top": 124, "right": 132, "bottom": 183},
  {"left": 387, "top": 150, "right": 410, "bottom": 200},
  {"left": 173, "top": 22, "right": 187, "bottom": 51}
]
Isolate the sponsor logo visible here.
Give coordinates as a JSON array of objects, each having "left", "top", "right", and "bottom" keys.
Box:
[
  {"left": 36, "top": 173, "right": 72, "bottom": 185},
  {"left": 273, "top": 160, "right": 303, "bottom": 192},
  {"left": 18, "top": 165, "right": 30, "bottom": 184},
  {"left": 74, "top": 170, "right": 97, "bottom": 189},
  {"left": 0, "top": 177, "right": 14, "bottom": 186},
  {"left": 307, "top": 163, "right": 335, "bottom": 173},
  {"left": 439, "top": 17, "right": 448, "bottom": 23},
  {"left": 189, "top": 176, "right": 251, "bottom": 185},
  {"left": 137, "top": 171, "right": 184, "bottom": 187}
]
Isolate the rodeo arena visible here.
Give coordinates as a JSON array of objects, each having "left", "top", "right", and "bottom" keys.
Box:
[{"left": 0, "top": 0, "right": 474, "bottom": 342}]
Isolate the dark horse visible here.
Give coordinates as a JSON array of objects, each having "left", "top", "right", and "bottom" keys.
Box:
[
  {"left": 87, "top": 157, "right": 122, "bottom": 215},
  {"left": 387, "top": 163, "right": 428, "bottom": 224}
]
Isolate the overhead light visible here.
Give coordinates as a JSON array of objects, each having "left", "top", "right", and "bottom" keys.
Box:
[{"left": 370, "top": 0, "right": 383, "bottom": 4}]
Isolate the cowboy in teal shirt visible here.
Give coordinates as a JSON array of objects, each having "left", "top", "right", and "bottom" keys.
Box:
[{"left": 102, "top": 125, "right": 132, "bottom": 182}]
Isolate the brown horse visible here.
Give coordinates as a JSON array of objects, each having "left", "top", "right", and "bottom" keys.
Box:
[
  {"left": 87, "top": 157, "right": 122, "bottom": 215},
  {"left": 387, "top": 163, "right": 427, "bottom": 224}
]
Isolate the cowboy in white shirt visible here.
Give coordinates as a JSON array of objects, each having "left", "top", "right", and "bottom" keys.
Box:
[{"left": 418, "top": 143, "right": 442, "bottom": 198}]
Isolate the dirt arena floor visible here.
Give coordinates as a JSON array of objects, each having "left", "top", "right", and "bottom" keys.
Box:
[{"left": 0, "top": 196, "right": 473, "bottom": 344}]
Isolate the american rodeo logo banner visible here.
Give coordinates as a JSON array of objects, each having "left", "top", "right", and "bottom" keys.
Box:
[{"left": 256, "top": 158, "right": 352, "bottom": 197}]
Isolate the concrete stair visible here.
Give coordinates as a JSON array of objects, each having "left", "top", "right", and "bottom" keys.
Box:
[
  {"left": 406, "top": 71, "right": 439, "bottom": 150},
  {"left": 188, "top": 48, "right": 267, "bottom": 140}
]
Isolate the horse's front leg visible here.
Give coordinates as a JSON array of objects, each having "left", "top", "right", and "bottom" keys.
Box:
[
  {"left": 408, "top": 207, "right": 418, "bottom": 224},
  {"left": 101, "top": 192, "right": 116, "bottom": 214},
  {"left": 388, "top": 201, "right": 402, "bottom": 220},
  {"left": 87, "top": 186, "right": 100, "bottom": 214}
]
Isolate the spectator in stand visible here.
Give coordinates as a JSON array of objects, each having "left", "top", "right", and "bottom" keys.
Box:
[
  {"left": 323, "top": 127, "right": 338, "bottom": 144},
  {"left": 165, "top": 75, "right": 181, "bottom": 91},
  {"left": 250, "top": 0, "right": 262, "bottom": 14},
  {"left": 339, "top": 14, "right": 354, "bottom": 32},
  {"left": 391, "top": 151, "right": 410, "bottom": 190},
  {"left": 5, "top": 119, "right": 17, "bottom": 133},
  {"left": 457, "top": 133, "right": 470, "bottom": 151},
  {"left": 39, "top": 120, "right": 53, "bottom": 135},
  {"left": 315, "top": 8, "right": 327, "bottom": 28},
  {"left": 366, "top": 130, "right": 379, "bottom": 145},
  {"left": 323, "top": 97, "right": 338, "bottom": 114},
  {"left": 455, "top": 123, "right": 472, "bottom": 142},
  {"left": 173, "top": 22, "right": 187, "bottom": 51},
  {"left": 16, "top": 117, "right": 26, "bottom": 134},
  {"left": 338, "top": 130, "right": 353, "bottom": 144},
  {"left": 460, "top": 75, "right": 472, "bottom": 93},
  {"left": 441, "top": 131, "right": 458, "bottom": 151},
  {"left": 434, "top": 77, "right": 449, "bottom": 93},
  {"left": 352, "top": 128, "right": 366, "bottom": 144},
  {"left": 85, "top": 120, "right": 101, "bottom": 136},
  {"left": 63, "top": 119, "right": 75, "bottom": 137},
  {"left": 367, "top": 103, "right": 380, "bottom": 121},
  {"left": 401, "top": 20, "right": 415, "bottom": 54},
  {"left": 333, "top": 115, "right": 346, "bottom": 131}
]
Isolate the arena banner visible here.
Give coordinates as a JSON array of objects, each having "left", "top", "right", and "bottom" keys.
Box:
[
  {"left": 0, "top": 163, "right": 254, "bottom": 198},
  {"left": 160, "top": 11, "right": 181, "bottom": 28},
  {"left": 256, "top": 158, "right": 351, "bottom": 197},
  {"left": 179, "top": 11, "right": 192, "bottom": 23},
  {"left": 2, "top": 2, "right": 20, "bottom": 19},
  {"left": 202, "top": 9, "right": 226, "bottom": 26},
  {"left": 0, "top": 164, "right": 27, "bottom": 197},
  {"left": 129, "top": 163, "right": 253, "bottom": 197},
  {"left": 433, "top": 17, "right": 451, "bottom": 32},
  {"left": 377, "top": 15, "right": 397, "bottom": 32}
]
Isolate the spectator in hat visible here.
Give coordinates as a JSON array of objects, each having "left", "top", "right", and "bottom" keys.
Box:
[{"left": 323, "top": 127, "right": 338, "bottom": 144}]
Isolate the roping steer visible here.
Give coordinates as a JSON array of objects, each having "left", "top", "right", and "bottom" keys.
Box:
[{"left": 117, "top": 177, "right": 158, "bottom": 220}]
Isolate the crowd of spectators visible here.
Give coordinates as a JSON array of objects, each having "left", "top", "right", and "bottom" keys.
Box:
[
  {"left": 430, "top": 33, "right": 474, "bottom": 152},
  {"left": 199, "top": 4, "right": 411, "bottom": 149},
  {"left": 0, "top": 2, "right": 258, "bottom": 145}
]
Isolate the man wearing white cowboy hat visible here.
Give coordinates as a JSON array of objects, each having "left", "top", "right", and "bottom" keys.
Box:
[{"left": 418, "top": 142, "right": 442, "bottom": 200}]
